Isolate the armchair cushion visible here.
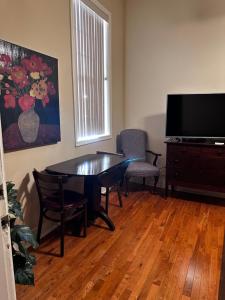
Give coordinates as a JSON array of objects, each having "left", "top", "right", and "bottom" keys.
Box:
[{"left": 126, "top": 161, "right": 160, "bottom": 178}]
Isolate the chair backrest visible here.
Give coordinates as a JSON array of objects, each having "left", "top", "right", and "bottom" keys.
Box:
[
  {"left": 33, "top": 170, "right": 68, "bottom": 210},
  {"left": 116, "top": 134, "right": 122, "bottom": 154},
  {"left": 98, "top": 162, "right": 128, "bottom": 188},
  {"left": 117, "top": 129, "right": 147, "bottom": 161},
  {"left": 96, "top": 151, "right": 124, "bottom": 157}
]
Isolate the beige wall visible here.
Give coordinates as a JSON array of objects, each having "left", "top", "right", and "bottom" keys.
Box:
[
  {"left": 125, "top": 0, "right": 225, "bottom": 185},
  {"left": 0, "top": 0, "right": 125, "bottom": 233},
  {"left": 3, "top": 0, "right": 225, "bottom": 230}
]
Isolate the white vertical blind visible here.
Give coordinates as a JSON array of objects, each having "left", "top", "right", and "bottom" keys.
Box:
[{"left": 74, "top": 0, "right": 111, "bottom": 145}]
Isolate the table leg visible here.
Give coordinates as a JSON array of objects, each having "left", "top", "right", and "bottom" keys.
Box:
[
  {"left": 84, "top": 176, "right": 115, "bottom": 231},
  {"left": 96, "top": 207, "right": 115, "bottom": 231}
]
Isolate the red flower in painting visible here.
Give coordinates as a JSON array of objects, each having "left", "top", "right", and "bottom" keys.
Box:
[
  {"left": 0, "top": 54, "right": 12, "bottom": 73},
  {"left": 21, "top": 55, "right": 43, "bottom": 72},
  {"left": 47, "top": 81, "right": 56, "bottom": 95},
  {"left": 11, "top": 88, "right": 18, "bottom": 97},
  {"left": 11, "top": 66, "right": 29, "bottom": 88},
  {"left": 0, "top": 52, "right": 55, "bottom": 114},
  {"left": 40, "top": 63, "right": 52, "bottom": 76},
  {"left": 0, "top": 54, "right": 11, "bottom": 65},
  {"left": 4, "top": 94, "right": 16, "bottom": 109},
  {"left": 18, "top": 94, "right": 35, "bottom": 112}
]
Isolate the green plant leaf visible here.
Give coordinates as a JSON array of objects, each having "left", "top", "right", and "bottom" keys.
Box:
[
  {"left": 13, "top": 253, "right": 26, "bottom": 268},
  {"left": 27, "top": 254, "right": 36, "bottom": 266},
  {"left": 8, "top": 202, "right": 23, "bottom": 220},
  {"left": 12, "top": 241, "right": 20, "bottom": 252},
  {"left": 14, "top": 267, "right": 34, "bottom": 286},
  {"left": 11, "top": 225, "right": 38, "bottom": 249},
  {"left": 6, "top": 181, "right": 15, "bottom": 193},
  {"left": 6, "top": 181, "right": 23, "bottom": 220},
  {"left": 7, "top": 181, "right": 38, "bottom": 286},
  {"left": 8, "top": 192, "right": 17, "bottom": 200},
  {"left": 16, "top": 241, "right": 36, "bottom": 266}
]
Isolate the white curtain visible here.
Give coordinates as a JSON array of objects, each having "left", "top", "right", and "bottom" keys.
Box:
[{"left": 74, "top": 0, "right": 109, "bottom": 143}]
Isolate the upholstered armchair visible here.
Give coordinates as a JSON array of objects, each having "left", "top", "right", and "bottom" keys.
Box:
[{"left": 117, "top": 129, "right": 161, "bottom": 196}]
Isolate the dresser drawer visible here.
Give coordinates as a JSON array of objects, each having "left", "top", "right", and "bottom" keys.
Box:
[
  {"left": 167, "top": 145, "right": 201, "bottom": 168},
  {"left": 201, "top": 147, "right": 225, "bottom": 161},
  {"left": 167, "top": 167, "right": 199, "bottom": 182},
  {"left": 166, "top": 156, "right": 200, "bottom": 168},
  {"left": 167, "top": 145, "right": 201, "bottom": 157},
  {"left": 199, "top": 157, "right": 225, "bottom": 170}
]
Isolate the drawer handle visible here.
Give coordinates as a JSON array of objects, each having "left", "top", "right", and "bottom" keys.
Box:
[{"left": 174, "top": 159, "right": 179, "bottom": 163}]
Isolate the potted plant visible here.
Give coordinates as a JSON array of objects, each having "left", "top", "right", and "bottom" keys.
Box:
[{"left": 7, "top": 181, "right": 38, "bottom": 285}]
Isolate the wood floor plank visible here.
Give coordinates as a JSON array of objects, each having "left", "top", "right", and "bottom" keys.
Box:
[{"left": 16, "top": 191, "right": 225, "bottom": 300}]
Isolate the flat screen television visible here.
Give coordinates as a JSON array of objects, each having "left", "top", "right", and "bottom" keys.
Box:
[{"left": 166, "top": 93, "right": 225, "bottom": 139}]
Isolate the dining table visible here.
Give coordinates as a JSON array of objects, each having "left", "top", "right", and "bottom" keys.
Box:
[{"left": 46, "top": 153, "right": 129, "bottom": 231}]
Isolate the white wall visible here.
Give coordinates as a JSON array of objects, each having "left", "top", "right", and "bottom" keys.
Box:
[
  {"left": 125, "top": 0, "right": 225, "bottom": 184},
  {"left": 0, "top": 0, "right": 125, "bottom": 234}
]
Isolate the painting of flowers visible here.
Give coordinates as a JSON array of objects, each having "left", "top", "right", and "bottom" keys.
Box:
[{"left": 0, "top": 39, "right": 60, "bottom": 151}]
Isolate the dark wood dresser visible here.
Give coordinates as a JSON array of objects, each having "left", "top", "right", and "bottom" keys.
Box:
[{"left": 165, "top": 141, "right": 225, "bottom": 196}]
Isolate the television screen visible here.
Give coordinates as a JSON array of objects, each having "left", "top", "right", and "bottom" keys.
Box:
[{"left": 166, "top": 94, "right": 225, "bottom": 138}]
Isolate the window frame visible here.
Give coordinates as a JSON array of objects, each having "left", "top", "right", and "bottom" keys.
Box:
[{"left": 71, "top": 0, "right": 112, "bottom": 147}]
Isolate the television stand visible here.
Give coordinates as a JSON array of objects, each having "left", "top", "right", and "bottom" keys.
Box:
[
  {"left": 167, "top": 137, "right": 225, "bottom": 145},
  {"left": 181, "top": 137, "right": 208, "bottom": 144},
  {"left": 165, "top": 140, "right": 225, "bottom": 196}
]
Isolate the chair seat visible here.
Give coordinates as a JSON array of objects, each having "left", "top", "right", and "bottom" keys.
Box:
[
  {"left": 126, "top": 161, "right": 160, "bottom": 177},
  {"left": 44, "top": 190, "right": 86, "bottom": 210}
]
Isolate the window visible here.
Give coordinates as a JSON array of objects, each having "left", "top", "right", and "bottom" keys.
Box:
[{"left": 71, "top": 0, "right": 111, "bottom": 146}]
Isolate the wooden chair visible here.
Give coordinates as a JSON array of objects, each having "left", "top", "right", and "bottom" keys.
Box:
[
  {"left": 96, "top": 151, "right": 128, "bottom": 214},
  {"left": 33, "top": 170, "right": 87, "bottom": 257}
]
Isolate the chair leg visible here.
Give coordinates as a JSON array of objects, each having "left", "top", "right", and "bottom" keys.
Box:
[
  {"left": 60, "top": 213, "right": 64, "bottom": 257},
  {"left": 143, "top": 177, "right": 146, "bottom": 186},
  {"left": 120, "top": 174, "right": 125, "bottom": 188},
  {"left": 37, "top": 210, "right": 43, "bottom": 244},
  {"left": 125, "top": 177, "right": 129, "bottom": 197},
  {"left": 83, "top": 203, "right": 87, "bottom": 237},
  {"left": 117, "top": 185, "right": 123, "bottom": 208},
  {"left": 153, "top": 176, "right": 159, "bottom": 194},
  {"left": 171, "top": 185, "right": 175, "bottom": 195},
  {"left": 105, "top": 188, "right": 110, "bottom": 215}
]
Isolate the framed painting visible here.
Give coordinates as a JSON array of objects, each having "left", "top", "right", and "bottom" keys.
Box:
[{"left": 0, "top": 40, "right": 61, "bottom": 152}]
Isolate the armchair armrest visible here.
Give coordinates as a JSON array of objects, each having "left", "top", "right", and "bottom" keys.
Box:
[{"left": 146, "top": 150, "right": 162, "bottom": 166}]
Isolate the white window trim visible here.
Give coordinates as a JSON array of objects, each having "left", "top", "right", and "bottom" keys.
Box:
[{"left": 70, "top": 0, "right": 112, "bottom": 147}]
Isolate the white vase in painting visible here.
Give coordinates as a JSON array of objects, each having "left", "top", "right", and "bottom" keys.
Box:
[{"left": 18, "top": 107, "right": 40, "bottom": 143}]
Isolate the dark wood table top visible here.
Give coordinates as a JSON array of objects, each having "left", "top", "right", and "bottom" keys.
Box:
[{"left": 46, "top": 153, "right": 128, "bottom": 176}]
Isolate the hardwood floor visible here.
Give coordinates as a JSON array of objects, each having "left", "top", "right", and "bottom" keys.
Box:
[{"left": 16, "top": 191, "right": 225, "bottom": 300}]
